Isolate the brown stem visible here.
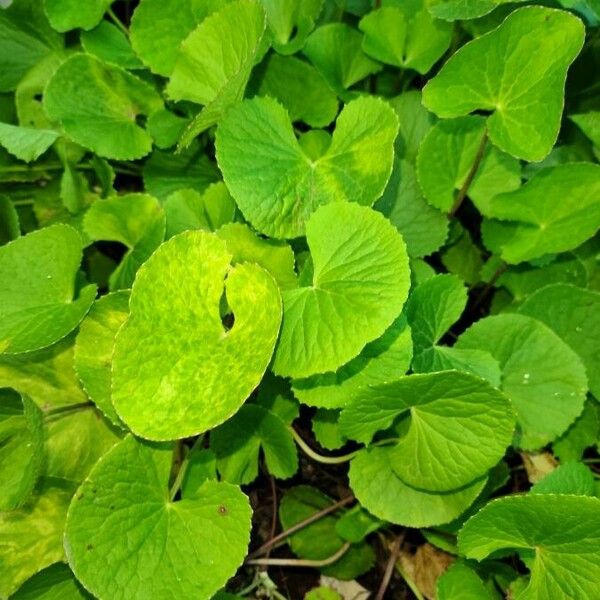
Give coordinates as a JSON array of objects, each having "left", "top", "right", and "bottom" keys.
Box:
[
  {"left": 449, "top": 130, "right": 488, "bottom": 217},
  {"left": 375, "top": 534, "right": 404, "bottom": 600},
  {"left": 246, "top": 543, "right": 351, "bottom": 568},
  {"left": 246, "top": 494, "right": 355, "bottom": 560}
]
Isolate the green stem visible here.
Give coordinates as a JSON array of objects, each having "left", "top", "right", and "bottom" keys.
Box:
[
  {"left": 449, "top": 130, "right": 488, "bottom": 217},
  {"left": 169, "top": 439, "right": 194, "bottom": 502},
  {"left": 290, "top": 427, "right": 360, "bottom": 464},
  {"left": 107, "top": 7, "right": 129, "bottom": 36}
]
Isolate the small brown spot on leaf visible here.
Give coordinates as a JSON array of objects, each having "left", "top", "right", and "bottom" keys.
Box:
[{"left": 218, "top": 505, "right": 228, "bottom": 515}]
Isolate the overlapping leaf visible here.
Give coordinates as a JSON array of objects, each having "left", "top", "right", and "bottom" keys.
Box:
[
  {"left": 458, "top": 494, "right": 600, "bottom": 600},
  {"left": 423, "top": 7, "right": 585, "bottom": 161},
  {"left": 340, "top": 371, "right": 514, "bottom": 491},
  {"left": 112, "top": 230, "right": 282, "bottom": 440},
  {"left": 216, "top": 96, "right": 398, "bottom": 238},
  {"left": 272, "top": 203, "right": 410, "bottom": 378}
]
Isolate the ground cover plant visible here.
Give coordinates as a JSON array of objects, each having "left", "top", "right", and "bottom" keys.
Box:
[{"left": 1, "top": 0, "right": 600, "bottom": 598}]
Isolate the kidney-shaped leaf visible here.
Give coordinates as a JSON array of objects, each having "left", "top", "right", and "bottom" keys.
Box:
[
  {"left": 457, "top": 314, "right": 588, "bottom": 449},
  {"left": 0, "top": 224, "right": 96, "bottom": 354},
  {"left": 64, "top": 436, "right": 252, "bottom": 600},
  {"left": 458, "top": 494, "right": 600, "bottom": 600},
  {"left": 44, "top": 0, "right": 112, "bottom": 32},
  {"left": 44, "top": 54, "right": 163, "bottom": 160},
  {"left": 215, "top": 95, "right": 398, "bottom": 239},
  {"left": 482, "top": 163, "right": 600, "bottom": 264},
  {"left": 340, "top": 371, "right": 515, "bottom": 491},
  {"left": 422, "top": 7, "right": 585, "bottom": 161},
  {"left": 272, "top": 203, "right": 410, "bottom": 378},
  {"left": 112, "top": 230, "right": 282, "bottom": 440}
]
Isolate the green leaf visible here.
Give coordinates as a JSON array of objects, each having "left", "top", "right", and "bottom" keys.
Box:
[
  {"left": 256, "top": 54, "right": 338, "bottom": 128},
  {"left": 305, "top": 588, "right": 342, "bottom": 600},
  {"left": 83, "top": 193, "right": 166, "bottom": 290},
  {"left": 279, "top": 486, "right": 375, "bottom": 580},
  {"left": 416, "top": 116, "right": 520, "bottom": 215},
  {"left": 44, "top": 408, "right": 121, "bottom": 483},
  {"left": 458, "top": 494, "right": 600, "bottom": 600},
  {"left": 570, "top": 111, "right": 600, "bottom": 148},
  {"left": 259, "top": 0, "right": 323, "bottom": 54},
  {"left": 375, "top": 159, "right": 448, "bottom": 258},
  {"left": 292, "top": 314, "right": 412, "bottom": 409},
  {"left": 0, "top": 224, "right": 96, "bottom": 354},
  {"left": 180, "top": 448, "right": 218, "bottom": 499},
  {"left": 359, "top": 1, "right": 452, "bottom": 74},
  {"left": 456, "top": 314, "right": 588, "bottom": 449},
  {"left": 553, "top": 399, "right": 599, "bottom": 462},
  {"left": 216, "top": 95, "right": 398, "bottom": 238},
  {"left": 335, "top": 505, "right": 382, "bottom": 544},
  {"left": 406, "top": 274, "right": 501, "bottom": 384},
  {"left": 272, "top": 203, "right": 410, "bottom": 378},
  {"left": 530, "top": 462, "right": 595, "bottom": 496},
  {"left": 311, "top": 409, "right": 346, "bottom": 450},
  {"left": 482, "top": 163, "right": 600, "bottom": 264},
  {"left": 422, "top": 7, "right": 585, "bottom": 161},
  {"left": 164, "top": 184, "right": 235, "bottom": 239},
  {"left": 168, "top": 0, "right": 268, "bottom": 145},
  {"left": 142, "top": 143, "right": 220, "bottom": 201},
  {"left": 349, "top": 447, "right": 487, "bottom": 527},
  {"left": 0, "top": 390, "right": 44, "bottom": 510},
  {"left": 112, "top": 230, "right": 282, "bottom": 440},
  {"left": 0, "top": 122, "right": 58, "bottom": 162},
  {"left": 428, "top": 0, "right": 523, "bottom": 21},
  {"left": 440, "top": 225, "right": 484, "bottom": 286},
  {"left": 211, "top": 403, "right": 298, "bottom": 484},
  {"left": 0, "top": 0, "right": 63, "bottom": 92},
  {"left": 217, "top": 222, "right": 298, "bottom": 290},
  {"left": 302, "top": 23, "right": 382, "bottom": 96},
  {"left": 74, "top": 292, "right": 128, "bottom": 425},
  {"left": 390, "top": 90, "right": 436, "bottom": 163},
  {"left": 130, "top": 0, "right": 227, "bottom": 76},
  {"left": 44, "top": 0, "right": 112, "bottom": 32},
  {"left": 0, "top": 195, "right": 19, "bottom": 244},
  {"left": 340, "top": 371, "right": 514, "bottom": 491},
  {"left": 0, "top": 334, "right": 88, "bottom": 409},
  {"left": 64, "top": 435, "right": 252, "bottom": 600},
  {"left": 44, "top": 54, "right": 163, "bottom": 160},
  {"left": 11, "top": 564, "right": 90, "bottom": 600},
  {"left": 0, "top": 481, "right": 71, "bottom": 598},
  {"left": 437, "top": 560, "right": 496, "bottom": 600},
  {"left": 519, "top": 284, "right": 600, "bottom": 399},
  {"left": 81, "top": 21, "right": 144, "bottom": 70}
]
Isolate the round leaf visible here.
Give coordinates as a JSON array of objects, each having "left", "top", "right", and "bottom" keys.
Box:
[
  {"left": 272, "top": 203, "right": 410, "bottom": 378},
  {"left": 112, "top": 230, "right": 282, "bottom": 440},
  {"left": 349, "top": 447, "right": 487, "bottom": 528},
  {"left": 64, "top": 436, "right": 252, "bottom": 600},
  {"left": 456, "top": 314, "right": 588, "bottom": 449},
  {"left": 341, "top": 371, "right": 515, "bottom": 491}
]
